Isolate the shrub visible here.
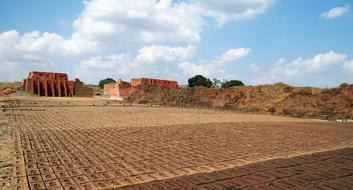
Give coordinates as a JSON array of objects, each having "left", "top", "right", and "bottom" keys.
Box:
[
  {"left": 188, "top": 75, "right": 213, "bottom": 88},
  {"left": 221, "top": 80, "right": 244, "bottom": 89}
]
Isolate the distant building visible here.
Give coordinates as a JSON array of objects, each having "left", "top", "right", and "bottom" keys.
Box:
[
  {"left": 104, "top": 78, "right": 178, "bottom": 99},
  {"left": 22, "top": 71, "right": 92, "bottom": 97}
]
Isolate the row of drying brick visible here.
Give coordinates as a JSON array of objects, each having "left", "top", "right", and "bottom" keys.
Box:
[
  {"left": 122, "top": 148, "right": 353, "bottom": 190},
  {"left": 6, "top": 103, "right": 353, "bottom": 190}
]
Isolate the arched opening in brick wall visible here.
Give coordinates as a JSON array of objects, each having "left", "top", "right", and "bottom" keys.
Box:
[
  {"left": 39, "top": 82, "right": 45, "bottom": 96},
  {"left": 54, "top": 83, "right": 60, "bottom": 97},
  {"left": 33, "top": 82, "right": 38, "bottom": 96},
  {"left": 47, "top": 82, "right": 53, "bottom": 97},
  {"left": 60, "top": 83, "right": 65, "bottom": 97}
]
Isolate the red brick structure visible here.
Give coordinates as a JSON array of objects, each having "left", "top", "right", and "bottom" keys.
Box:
[
  {"left": 104, "top": 80, "right": 138, "bottom": 98},
  {"left": 130, "top": 78, "right": 178, "bottom": 88},
  {"left": 104, "top": 78, "right": 178, "bottom": 99},
  {"left": 22, "top": 71, "right": 92, "bottom": 97}
]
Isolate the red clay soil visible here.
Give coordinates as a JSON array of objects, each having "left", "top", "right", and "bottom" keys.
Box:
[{"left": 128, "top": 83, "right": 353, "bottom": 119}]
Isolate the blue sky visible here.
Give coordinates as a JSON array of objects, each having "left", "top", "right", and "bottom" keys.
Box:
[{"left": 1, "top": 0, "right": 353, "bottom": 87}]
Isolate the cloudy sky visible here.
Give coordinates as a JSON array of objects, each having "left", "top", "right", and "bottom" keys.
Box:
[{"left": 1, "top": 0, "right": 353, "bottom": 87}]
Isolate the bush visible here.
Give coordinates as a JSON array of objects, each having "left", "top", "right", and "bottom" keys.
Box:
[
  {"left": 188, "top": 75, "right": 213, "bottom": 88},
  {"left": 221, "top": 80, "right": 244, "bottom": 89},
  {"left": 98, "top": 78, "right": 116, "bottom": 89}
]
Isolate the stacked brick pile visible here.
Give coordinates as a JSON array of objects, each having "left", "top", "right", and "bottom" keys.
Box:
[{"left": 22, "top": 72, "right": 74, "bottom": 97}]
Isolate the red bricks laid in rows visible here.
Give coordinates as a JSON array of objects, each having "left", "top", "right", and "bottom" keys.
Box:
[{"left": 127, "top": 148, "right": 353, "bottom": 190}]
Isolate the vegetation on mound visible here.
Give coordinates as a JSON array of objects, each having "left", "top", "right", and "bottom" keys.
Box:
[
  {"left": 221, "top": 80, "right": 245, "bottom": 88},
  {"left": 188, "top": 75, "right": 213, "bottom": 88},
  {"left": 98, "top": 78, "right": 116, "bottom": 89},
  {"left": 188, "top": 75, "right": 244, "bottom": 89}
]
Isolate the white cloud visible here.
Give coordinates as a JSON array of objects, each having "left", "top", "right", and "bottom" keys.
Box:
[
  {"left": 270, "top": 51, "right": 347, "bottom": 78},
  {"left": 76, "top": 47, "right": 250, "bottom": 83},
  {"left": 344, "top": 60, "right": 353, "bottom": 74},
  {"left": 72, "top": 0, "right": 273, "bottom": 46},
  {"left": 321, "top": 5, "right": 350, "bottom": 19},
  {"left": 134, "top": 45, "right": 196, "bottom": 64},
  {"left": 79, "top": 54, "right": 130, "bottom": 70},
  {"left": 76, "top": 53, "right": 133, "bottom": 82},
  {"left": 0, "top": 30, "right": 100, "bottom": 81},
  {"left": 178, "top": 61, "right": 215, "bottom": 76},
  {"left": 260, "top": 51, "right": 348, "bottom": 85},
  {"left": 192, "top": 0, "right": 274, "bottom": 25},
  {"left": 0, "top": 0, "right": 274, "bottom": 82},
  {"left": 249, "top": 63, "right": 260, "bottom": 72},
  {"left": 73, "top": 0, "right": 203, "bottom": 46},
  {"left": 75, "top": 45, "right": 195, "bottom": 83},
  {"left": 218, "top": 48, "right": 251, "bottom": 63},
  {"left": 178, "top": 48, "right": 251, "bottom": 77},
  {"left": 0, "top": 30, "right": 96, "bottom": 58},
  {"left": 0, "top": 31, "right": 60, "bottom": 81}
]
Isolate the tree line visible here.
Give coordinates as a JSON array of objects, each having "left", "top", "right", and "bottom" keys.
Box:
[
  {"left": 188, "top": 75, "right": 244, "bottom": 89},
  {"left": 98, "top": 75, "right": 244, "bottom": 89}
]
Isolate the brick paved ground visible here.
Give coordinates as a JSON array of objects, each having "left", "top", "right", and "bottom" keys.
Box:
[
  {"left": 124, "top": 148, "right": 353, "bottom": 190},
  {"left": 2, "top": 98, "right": 353, "bottom": 189}
]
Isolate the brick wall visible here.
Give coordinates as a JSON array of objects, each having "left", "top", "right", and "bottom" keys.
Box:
[
  {"left": 130, "top": 78, "right": 178, "bottom": 88},
  {"left": 74, "top": 79, "right": 93, "bottom": 97},
  {"left": 104, "top": 80, "right": 137, "bottom": 98}
]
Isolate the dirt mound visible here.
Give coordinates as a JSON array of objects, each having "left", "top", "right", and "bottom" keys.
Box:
[
  {"left": 0, "top": 82, "right": 21, "bottom": 91},
  {"left": 0, "top": 88, "right": 17, "bottom": 96},
  {"left": 127, "top": 83, "right": 353, "bottom": 119},
  {"left": 0, "top": 82, "right": 21, "bottom": 96}
]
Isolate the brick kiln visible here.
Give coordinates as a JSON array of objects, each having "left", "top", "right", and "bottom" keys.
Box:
[
  {"left": 22, "top": 71, "right": 92, "bottom": 97},
  {"left": 104, "top": 78, "right": 178, "bottom": 99}
]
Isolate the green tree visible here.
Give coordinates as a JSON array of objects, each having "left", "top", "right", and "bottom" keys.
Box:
[
  {"left": 188, "top": 75, "right": 213, "bottom": 88},
  {"left": 98, "top": 78, "right": 116, "bottom": 89},
  {"left": 221, "top": 80, "right": 245, "bottom": 89}
]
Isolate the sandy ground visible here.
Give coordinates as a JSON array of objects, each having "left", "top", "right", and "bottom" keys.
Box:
[{"left": 1, "top": 97, "right": 353, "bottom": 189}]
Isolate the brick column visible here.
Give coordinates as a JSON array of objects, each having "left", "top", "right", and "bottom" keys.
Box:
[
  {"left": 44, "top": 80, "right": 48, "bottom": 97},
  {"left": 24, "top": 80, "right": 28, "bottom": 91},
  {"left": 25, "top": 79, "right": 33, "bottom": 94},
  {"left": 29, "top": 79, "right": 34, "bottom": 94},
  {"left": 22, "top": 79, "right": 26, "bottom": 91},
  {"left": 51, "top": 80, "right": 55, "bottom": 97},
  {"left": 58, "top": 80, "right": 62, "bottom": 97},
  {"left": 64, "top": 82, "right": 68, "bottom": 97},
  {"left": 37, "top": 79, "right": 41, "bottom": 96}
]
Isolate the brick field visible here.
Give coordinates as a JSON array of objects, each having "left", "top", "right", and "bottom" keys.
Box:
[
  {"left": 1, "top": 97, "right": 353, "bottom": 189},
  {"left": 125, "top": 148, "right": 353, "bottom": 190}
]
